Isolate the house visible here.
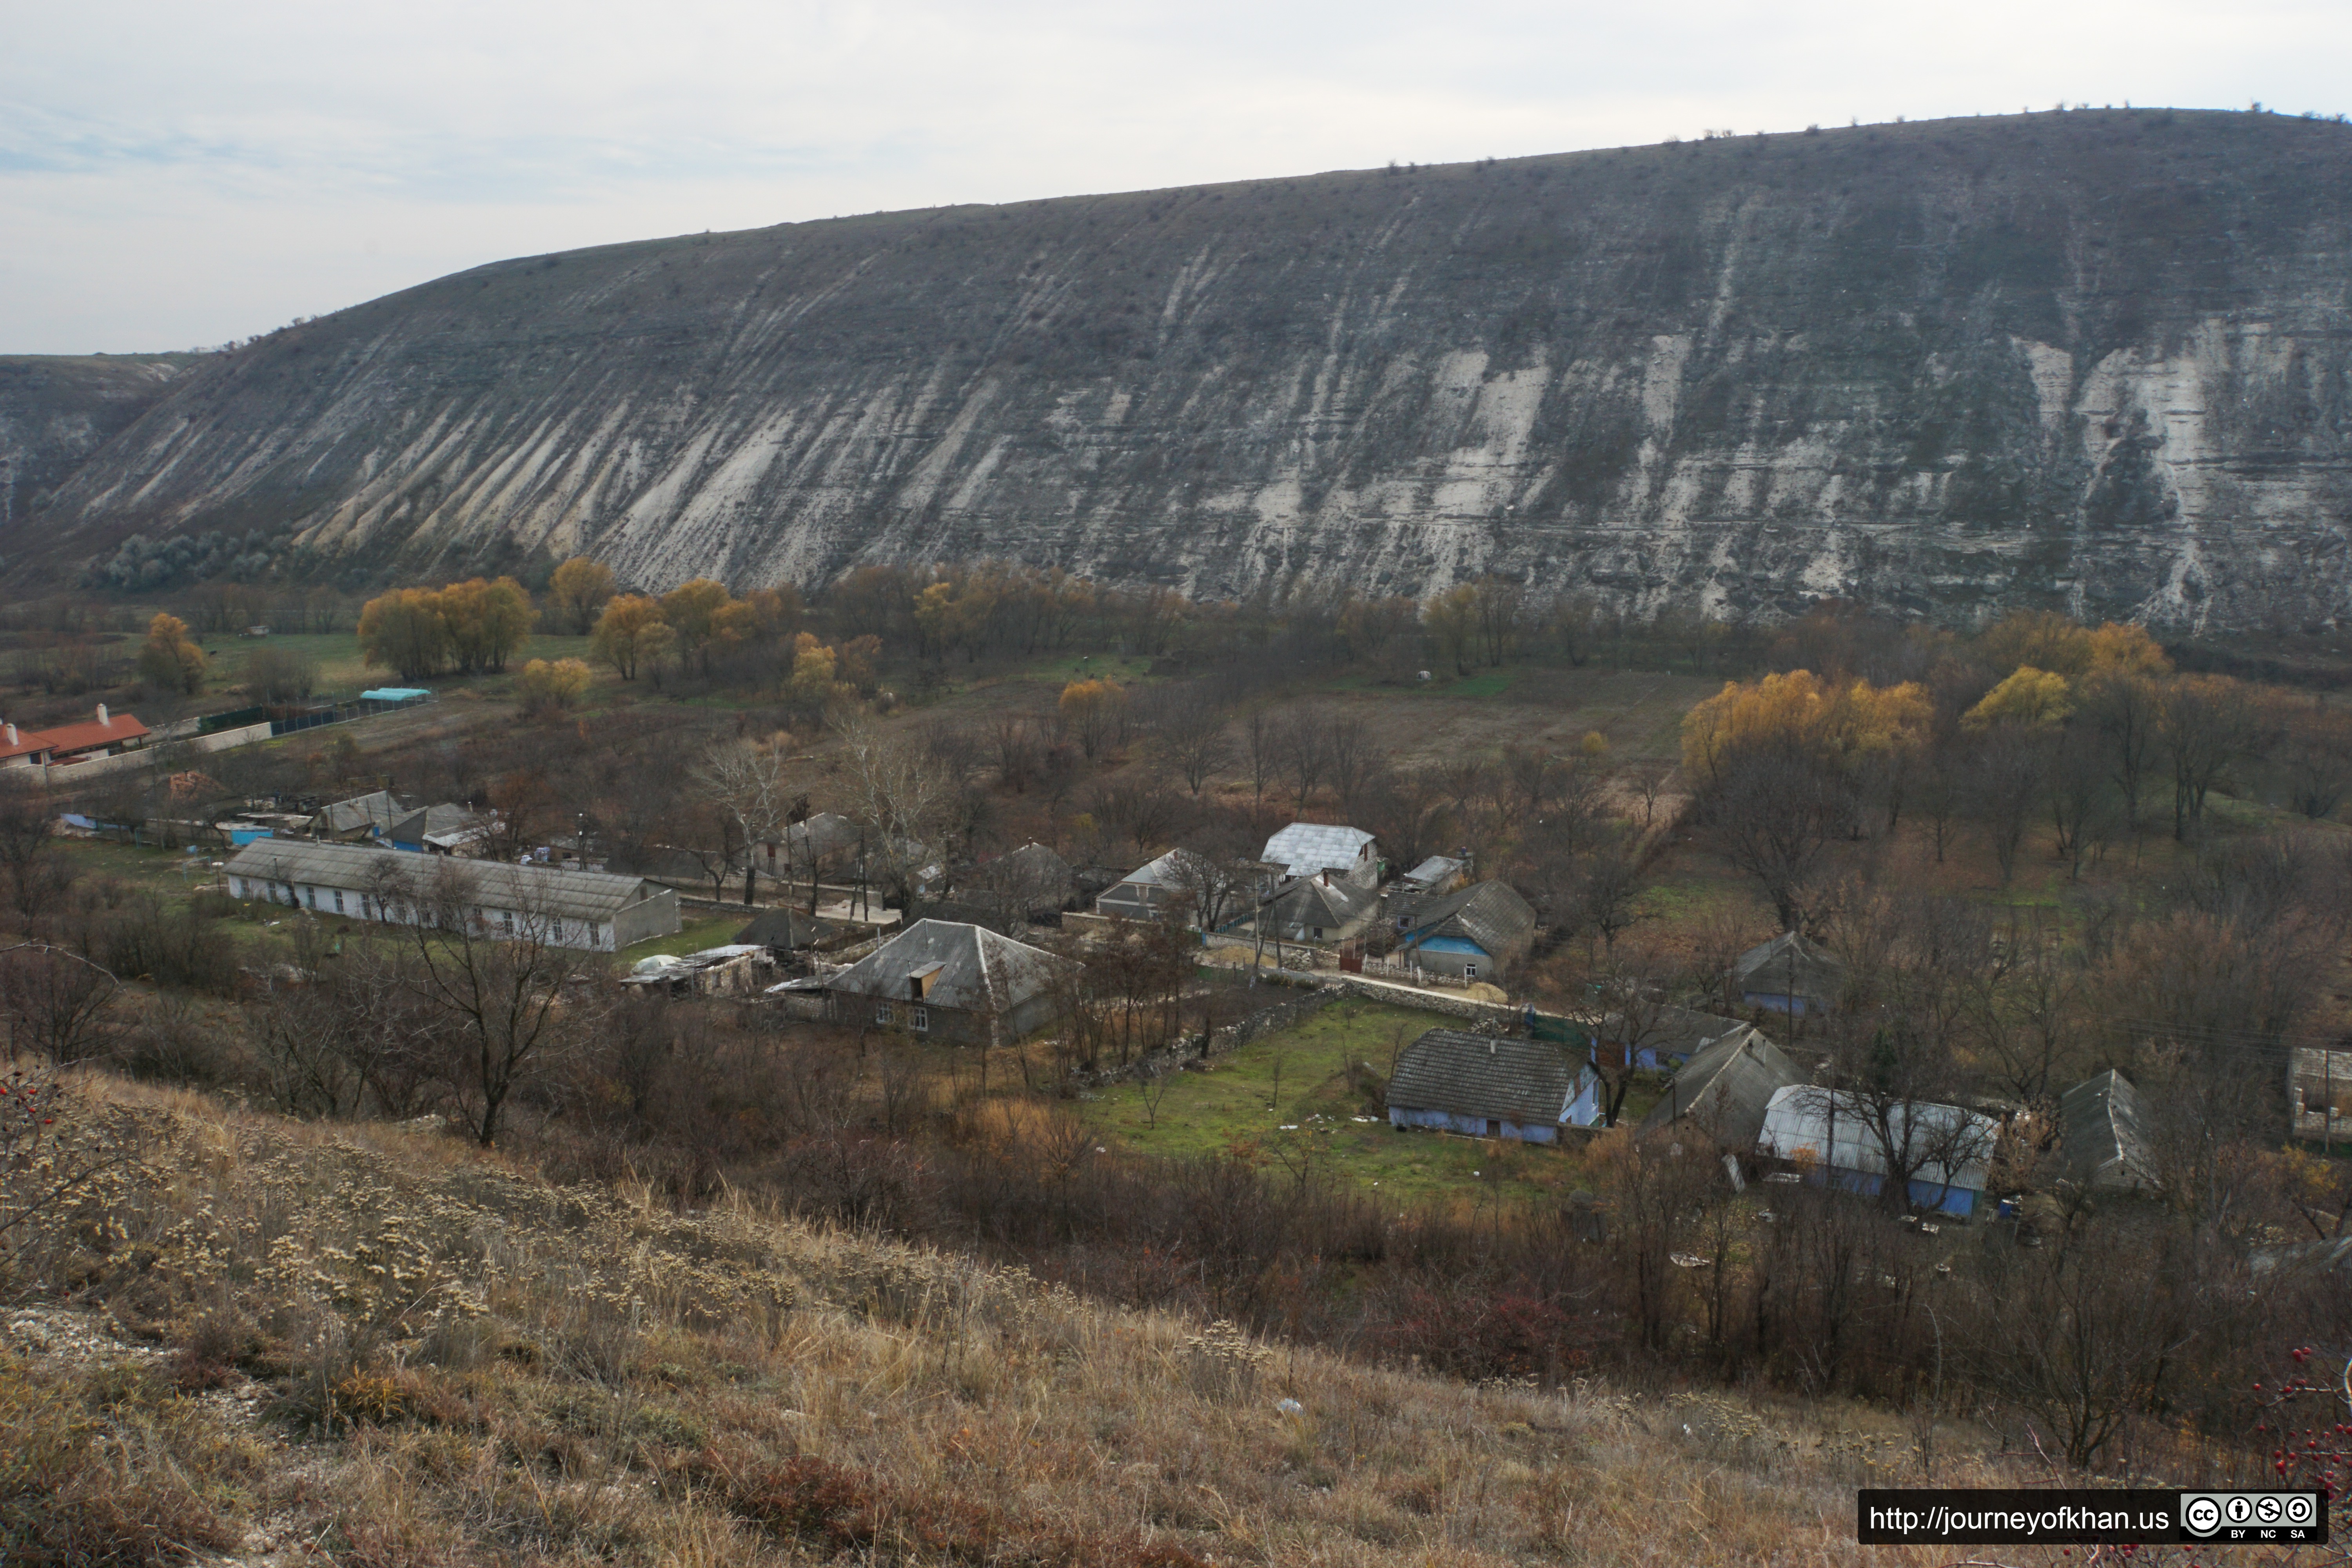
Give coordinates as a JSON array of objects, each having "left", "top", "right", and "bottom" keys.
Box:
[
  {"left": 1260, "top": 823, "right": 1378, "bottom": 886},
  {"left": 0, "top": 723, "right": 53, "bottom": 768},
  {"left": 1639, "top": 1031, "right": 1805, "bottom": 1151},
  {"left": 316, "top": 789, "right": 404, "bottom": 840},
  {"left": 1393, "top": 880, "right": 1537, "bottom": 980},
  {"left": 1096, "top": 847, "right": 1217, "bottom": 924},
  {"left": 1757, "top": 1085, "right": 1999, "bottom": 1217},
  {"left": 1257, "top": 872, "right": 1379, "bottom": 944},
  {"left": 2055, "top": 1069, "right": 2158, "bottom": 1193},
  {"left": 1387, "top": 1028, "right": 1599, "bottom": 1144},
  {"left": 1731, "top": 931, "right": 1846, "bottom": 1015},
  {"left": 753, "top": 812, "right": 861, "bottom": 884},
  {"left": 1593, "top": 1006, "right": 1769, "bottom": 1073},
  {"left": 733, "top": 907, "right": 840, "bottom": 958},
  {"left": 820, "top": 918, "right": 1075, "bottom": 1045},
  {"left": 965, "top": 841, "right": 1078, "bottom": 921},
  {"left": 222, "top": 839, "right": 680, "bottom": 951},
  {"left": 1394, "top": 854, "right": 1468, "bottom": 897},
  {"left": 388, "top": 803, "right": 490, "bottom": 855},
  {"left": 5, "top": 706, "right": 151, "bottom": 769}
]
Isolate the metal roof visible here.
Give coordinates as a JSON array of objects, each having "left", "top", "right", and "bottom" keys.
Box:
[
  {"left": 1759, "top": 1085, "right": 1997, "bottom": 1193},
  {"left": 1401, "top": 855, "right": 1466, "bottom": 887},
  {"left": 1386, "top": 1028, "right": 1587, "bottom": 1126},
  {"left": 823, "top": 918, "right": 1074, "bottom": 1014},
  {"left": 1261, "top": 823, "right": 1374, "bottom": 878},
  {"left": 321, "top": 790, "right": 403, "bottom": 835},
  {"left": 224, "top": 839, "right": 669, "bottom": 922},
  {"left": 1400, "top": 880, "right": 1537, "bottom": 959},
  {"left": 2056, "top": 1069, "right": 2158, "bottom": 1192},
  {"left": 1640, "top": 1031, "right": 1804, "bottom": 1151},
  {"left": 734, "top": 907, "right": 837, "bottom": 948},
  {"left": 1266, "top": 875, "right": 1377, "bottom": 929}
]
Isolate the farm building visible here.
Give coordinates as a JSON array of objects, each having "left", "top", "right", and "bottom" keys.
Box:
[
  {"left": 1731, "top": 931, "right": 1846, "bottom": 1015},
  {"left": 1387, "top": 1028, "right": 1599, "bottom": 1144},
  {"left": 1394, "top": 880, "right": 1537, "bottom": 980},
  {"left": 2055, "top": 1069, "right": 2159, "bottom": 1193},
  {"left": 222, "top": 839, "right": 679, "bottom": 951},
  {"left": 1639, "top": 1031, "right": 1806, "bottom": 1151},
  {"left": 820, "top": 918, "right": 1075, "bottom": 1045},
  {"left": 1593, "top": 1005, "right": 1769, "bottom": 1072},
  {"left": 388, "top": 803, "right": 490, "bottom": 854},
  {"left": 1757, "top": 1085, "right": 1998, "bottom": 1217}
]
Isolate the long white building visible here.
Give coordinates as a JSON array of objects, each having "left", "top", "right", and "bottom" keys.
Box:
[{"left": 222, "top": 839, "right": 679, "bottom": 951}]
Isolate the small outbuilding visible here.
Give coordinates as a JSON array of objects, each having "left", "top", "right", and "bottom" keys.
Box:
[
  {"left": 1731, "top": 931, "right": 1846, "bottom": 1016},
  {"left": 733, "top": 907, "right": 840, "bottom": 958},
  {"left": 1639, "top": 1031, "right": 1805, "bottom": 1152},
  {"left": 1386, "top": 1028, "right": 1598, "bottom": 1144},
  {"left": 2054, "top": 1069, "right": 2159, "bottom": 1194}
]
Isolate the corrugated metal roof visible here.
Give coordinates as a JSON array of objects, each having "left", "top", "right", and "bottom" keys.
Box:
[
  {"left": 321, "top": 790, "right": 403, "bottom": 835},
  {"left": 1401, "top": 855, "right": 1466, "bottom": 887},
  {"left": 735, "top": 908, "right": 837, "bottom": 948},
  {"left": 1641, "top": 1031, "right": 1803, "bottom": 1151},
  {"left": 1261, "top": 823, "right": 1374, "bottom": 877},
  {"left": 1386, "top": 1028, "right": 1586, "bottom": 1126},
  {"left": 224, "top": 839, "right": 668, "bottom": 922},
  {"left": 1267, "top": 875, "right": 1376, "bottom": 930},
  {"left": 1759, "top": 1085, "right": 1996, "bottom": 1192},
  {"left": 824, "top": 918, "right": 1074, "bottom": 1013}
]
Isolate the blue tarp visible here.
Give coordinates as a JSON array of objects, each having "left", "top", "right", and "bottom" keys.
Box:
[
  {"left": 229, "top": 828, "right": 274, "bottom": 846},
  {"left": 360, "top": 688, "right": 432, "bottom": 702}
]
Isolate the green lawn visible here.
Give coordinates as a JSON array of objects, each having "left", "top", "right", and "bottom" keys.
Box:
[
  {"left": 194, "top": 631, "right": 601, "bottom": 703},
  {"left": 621, "top": 913, "right": 750, "bottom": 961},
  {"left": 1019, "top": 651, "right": 1161, "bottom": 687},
  {"left": 1076, "top": 996, "right": 1595, "bottom": 1206}
]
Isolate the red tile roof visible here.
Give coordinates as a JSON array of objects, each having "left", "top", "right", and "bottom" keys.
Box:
[{"left": 22, "top": 713, "right": 149, "bottom": 758}]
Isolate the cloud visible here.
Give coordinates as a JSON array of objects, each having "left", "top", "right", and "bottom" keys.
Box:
[{"left": 3, "top": 0, "right": 2347, "bottom": 352}]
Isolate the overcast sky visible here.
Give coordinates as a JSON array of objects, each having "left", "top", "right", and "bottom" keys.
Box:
[{"left": 5, "top": 0, "right": 2346, "bottom": 355}]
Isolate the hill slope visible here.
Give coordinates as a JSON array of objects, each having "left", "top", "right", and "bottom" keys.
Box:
[
  {"left": 24, "top": 110, "right": 2352, "bottom": 628},
  {"left": 7, "top": 1077, "right": 1965, "bottom": 1566},
  {"left": 0, "top": 355, "right": 197, "bottom": 542}
]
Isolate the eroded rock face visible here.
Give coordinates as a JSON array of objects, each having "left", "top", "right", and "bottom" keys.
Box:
[
  {"left": 0, "top": 356, "right": 195, "bottom": 537},
  {"left": 22, "top": 111, "right": 2352, "bottom": 629}
]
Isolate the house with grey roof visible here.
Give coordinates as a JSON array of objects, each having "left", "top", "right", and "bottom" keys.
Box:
[
  {"left": 1261, "top": 823, "right": 1378, "bottom": 886},
  {"left": 1394, "top": 880, "right": 1537, "bottom": 980},
  {"left": 1731, "top": 931, "right": 1846, "bottom": 1016},
  {"left": 1256, "top": 872, "right": 1379, "bottom": 944},
  {"left": 1640, "top": 1030, "right": 1804, "bottom": 1152},
  {"left": 2055, "top": 1069, "right": 2158, "bottom": 1194},
  {"left": 1387, "top": 1028, "right": 1599, "bottom": 1144},
  {"left": 1594, "top": 1006, "right": 1767, "bottom": 1072},
  {"left": 388, "top": 803, "right": 490, "bottom": 855},
  {"left": 1395, "top": 854, "right": 1468, "bottom": 897},
  {"left": 223, "top": 839, "right": 679, "bottom": 951},
  {"left": 1097, "top": 847, "right": 1212, "bottom": 923},
  {"left": 966, "top": 841, "right": 1078, "bottom": 921},
  {"left": 821, "top": 918, "right": 1077, "bottom": 1045}
]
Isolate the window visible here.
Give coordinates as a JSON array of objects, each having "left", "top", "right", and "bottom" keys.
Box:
[
  {"left": 588, "top": 923, "right": 602, "bottom": 947},
  {"left": 332, "top": 889, "right": 345, "bottom": 914},
  {"left": 1464, "top": 963, "right": 1477, "bottom": 980},
  {"left": 874, "top": 1002, "right": 895, "bottom": 1026},
  {"left": 499, "top": 910, "right": 514, "bottom": 934},
  {"left": 911, "top": 1007, "right": 929, "bottom": 1033},
  {"left": 550, "top": 920, "right": 566, "bottom": 944}
]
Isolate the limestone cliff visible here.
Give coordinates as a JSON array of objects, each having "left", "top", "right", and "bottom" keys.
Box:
[
  {"left": 21, "top": 110, "right": 2352, "bottom": 629},
  {"left": 0, "top": 355, "right": 196, "bottom": 542}
]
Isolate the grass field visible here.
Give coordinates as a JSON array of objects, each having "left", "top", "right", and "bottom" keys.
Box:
[
  {"left": 1077, "top": 995, "right": 1616, "bottom": 1206},
  {"left": 195, "top": 631, "right": 601, "bottom": 702},
  {"left": 623, "top": 911, "right": 750, "bottom": 960}
]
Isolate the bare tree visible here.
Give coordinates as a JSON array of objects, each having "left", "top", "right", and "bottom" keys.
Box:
[
  {"left": 1241, "top": 709, "right": 1278, "bottom": 808},
  {"left": 1324, "top": 714, "right": 1376, "bottom": 820},
  {"left": 1969, "top": 727, "right": 2050, "bottom": 886},
  {"left": 1151, "top": 685, "right": 1232, "bottom": 797},
  {"left": 1278, "top": 707, "right": 1329, "bottom": 814},
  {"left": 0, "top": 942, "right": 118, "bottom": 1065},
  {"left": 1698, "top": 748, "right": 1849, "bottom": 933},
  {"left": 838, "top": 718, "right": 953, "bottom": 906},
  {"left": 0, "top": 782, "right": 73, "bottom": 923},
  {"left": 697, "top": 736, "right": 795, "bottom": 905}
]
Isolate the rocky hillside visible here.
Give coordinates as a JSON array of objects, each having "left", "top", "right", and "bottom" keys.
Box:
[
  {"left": 21, "top": 109, "right": 2352, "bottom": 629},
  {"left": 0, "top": 355, "right": 196, "bottom": 545}
]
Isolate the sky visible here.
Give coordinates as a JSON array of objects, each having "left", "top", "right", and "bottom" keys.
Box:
[{"left": 5, "top": 0, "right": 2348, "bottom": 355}]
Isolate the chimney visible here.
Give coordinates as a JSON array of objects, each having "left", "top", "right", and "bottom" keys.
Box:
[
  {"left": 97, "top": 703, "right": 109, "bottom": 727},
  {"left": 4, "top": 724, "right": 14, "bottom": 745}
]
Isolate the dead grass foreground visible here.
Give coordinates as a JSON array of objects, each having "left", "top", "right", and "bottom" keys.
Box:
[{"left": 2, "top": 1076, "right": 2319, "bottom": 1567}]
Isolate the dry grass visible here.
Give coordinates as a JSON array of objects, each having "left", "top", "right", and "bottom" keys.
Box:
[{"left": 2, "top": 1076, "right": 2312, "bottom": 1566}]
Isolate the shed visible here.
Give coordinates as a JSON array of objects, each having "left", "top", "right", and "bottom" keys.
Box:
[
  {"left": 1731, "top": 931, "right": 1846, "bottom": 1015},
  {"left": 223, "top": 838, "right": 679, "bottom": 951},
  {"left": 622, "top": 945, "right": 774, "bottom": 997},
  {"left": 1387, "top": 1028, "right": 1597, "bottom": 1144},
  {"left": 1396, "top": 855, "right": 1468, "bottom": 896},
  {"left": 822, "top": 918, "right": 1076, "bottom": 1044},
  {"left": 388, "top": 803, "right": 489, "bottom": 854},
  {"left": 1395, "top": 880, "right": 1537, "bottom": 980},
  {"left": 1261, "top": 823, "right": 1378, "bottom": 885},
  {"left": 317, "top": 789, "right": 403, "bottom": 840},
  {"left": 1757, "top": 1085, "right": 1998, "bottom": 1216},
  {"left": 2055, "top": 1069, "right": 2159, "bottom": 1194},
  {"left": 1640, "top": 1031, "right": 1804, "bottom": 1152},
  {"left": 1594, "top": 1006, "right": 1766, "bottom": 1071}
]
